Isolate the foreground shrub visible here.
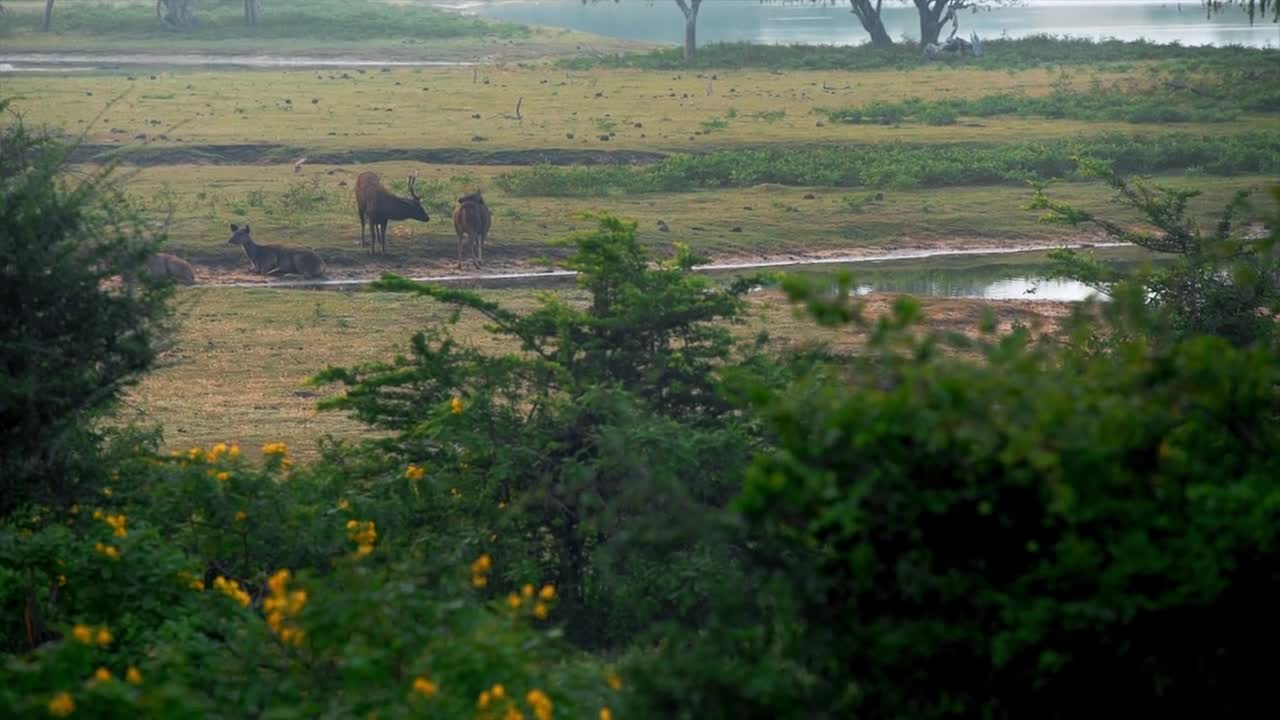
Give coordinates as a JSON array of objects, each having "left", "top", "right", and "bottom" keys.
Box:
[{"left": 0, "top": 110, "right": 172, "bottom": 515}]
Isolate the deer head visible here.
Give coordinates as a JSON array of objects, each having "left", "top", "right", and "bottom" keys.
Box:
[
  {"left": 227, "top": 223, "right": 251, "bottom": 246},
  {"left": 406, "top": 171, "right": 430, "bottom": 222}
]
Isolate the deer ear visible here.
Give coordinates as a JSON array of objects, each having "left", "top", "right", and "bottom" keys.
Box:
[
  {"left": 243, "top": 224, "right": 251, "bottom": 233},
  {"left": 230, "top": 223, "right": 239, "bottom": 231}
]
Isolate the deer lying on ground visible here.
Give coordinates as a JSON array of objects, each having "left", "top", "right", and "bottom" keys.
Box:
[
  {"left": 226, "top": 223, "right": 325, "bottom": 279},
  {"left": 355, "top": 170, "right": 430, "bottom": 255},
  {"left": 123, "top": 252, "right": 197, "bottom": 288},
  {"left": 452, "top": 192, "right": 492, "bottom": 268}
]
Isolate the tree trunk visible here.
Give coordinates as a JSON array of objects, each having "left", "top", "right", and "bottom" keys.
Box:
[
  {"left": 850, "top": 0, "right": 894, "bottom": 48},
  {"left": 915, "top": 0, "right": 952, "bottom": 48},
  {"left": 675, "top": 0, "right": 702, "bottom": 61},
  {"left": 245, "top": 0, "right": 260, "bottom": 27},
  {"left": 42, "top": 0, "right": 55, "bottom": 32}
]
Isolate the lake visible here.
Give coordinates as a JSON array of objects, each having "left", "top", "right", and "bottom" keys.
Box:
[{"left": 445, "top": 0, "right": 1280, "bottom": 48}]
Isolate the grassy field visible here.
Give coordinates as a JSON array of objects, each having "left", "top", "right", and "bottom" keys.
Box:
[
  {"left": 105, "top": 162, "right": 1272, "bottom": 272},
  {"left": 9, "top": 65, "right": 1276, "bottom": 154},
  {"left": 120, "top": 281, "right": 1072, "bottom": 458},
  {"left": 7, "top": 25, "right": 1276, "bottom": 451}
]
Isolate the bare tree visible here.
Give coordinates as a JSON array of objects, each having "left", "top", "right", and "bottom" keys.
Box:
[
  {"left": 42, "top": 0, "right": 55, "bottom": 32},
  {"left": 912, "top": 0, "right": 1011, "bottom": 48},
  {"left": 244, "top": 0, "right": 261, "bottom": 27},
  {"left": 156, "top": 0, "right": 199, "bottom": 30},
  {"left": 1202, "top": 0, "right": 1278, "bottom": 22},
  {"left": 585, "top": 0, "right": 706, "bottom": 61}
]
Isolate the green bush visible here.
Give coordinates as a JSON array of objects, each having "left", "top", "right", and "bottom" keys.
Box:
[
  {"left": 0, "top": 112, "right": 173, "bottom": 515},
  {"left": 496, "top": 131, "right": 1280, "bottom": 196},
  {"left": 310, "top": 214, "right": 779, "bottom": 651}
]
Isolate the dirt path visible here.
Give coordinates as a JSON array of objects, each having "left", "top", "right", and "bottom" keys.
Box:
[{"left": 188, "top": 240, "right": 1129, "bottom": 291}]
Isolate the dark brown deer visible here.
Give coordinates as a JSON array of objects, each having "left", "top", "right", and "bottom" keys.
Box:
[
  {"left": 226, "top": 224, "right": 325, "bottom": 279},
  {"left": 452, "top": 192, "right": 491, "bottom": 268},
  {"left": 355, "top": 170, "right": 430, "bottom": 256},
  {"left": 122, "top": 252, "right": 197, "bottom": 289}
]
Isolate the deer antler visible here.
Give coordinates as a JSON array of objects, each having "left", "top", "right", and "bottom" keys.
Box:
[{"left": 407, "top": 170, "right": 419, "bottom": 199}]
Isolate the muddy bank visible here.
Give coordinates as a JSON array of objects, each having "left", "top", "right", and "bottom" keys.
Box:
[
  {"left": 184, "top": 242, "right": 1128, "bottom": 291},
  {"left": 69, "top": 143, "right": 668, "bottom": 167}
]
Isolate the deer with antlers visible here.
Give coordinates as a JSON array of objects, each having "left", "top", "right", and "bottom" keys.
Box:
[
  {"left": 452, "top": 192, "right": 492, "bottom": 268},
  {"left": 355, "top": 170, "right": 430, "bottom": 256}
]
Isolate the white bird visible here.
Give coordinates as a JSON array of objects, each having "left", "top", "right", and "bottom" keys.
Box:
[{"left": 293, "top": 157, "right": 307, "bottom": 174}]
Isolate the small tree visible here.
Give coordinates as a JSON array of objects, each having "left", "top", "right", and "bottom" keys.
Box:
[
  {"left": 0, "top": 109, "right": 172, "bottom": 515},
  {"left": 1031, "top": 164, "right": 1279, "bottom": 348},
  {"left": 313, "top": 213, "right": 770, "bottom": 650}
]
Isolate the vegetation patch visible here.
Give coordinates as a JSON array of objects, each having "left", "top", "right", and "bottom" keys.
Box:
[{"left": 496, "top": 131, "right": 1280, "bottom": 196}]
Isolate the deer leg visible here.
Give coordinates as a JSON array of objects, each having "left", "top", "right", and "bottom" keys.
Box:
[
  {"left": 379, "top": 221, "right": 388, "bottom": 255},
  {"left": 358, "top": 210, "right": 366, "bottom": 247},
  {"left": 457, "top": 232, "right": 465, "bottom": 269}
]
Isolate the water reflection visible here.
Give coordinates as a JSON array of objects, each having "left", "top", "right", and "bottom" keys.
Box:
[{"left": 457, "top": 0, "right": 1279, "bottom": 47}]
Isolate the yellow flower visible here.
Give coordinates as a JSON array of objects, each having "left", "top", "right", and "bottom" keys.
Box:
[
  {"left": 268, "top": 569, "right": 290, "bottom": 594},
  {"left": 471, "top": 553, "right": 492, "bottom": 574},
  {"left": 477, "top": 690, "right": 492, "bottom": 710},
  {"left": 471, "top": 574, "right": 488, "bottom": 589},
  {"left": 525, "top": 688, "right": 553, "bottom": 720},
  {"left": 102, "top": 487, "right": 112, "bottom": 497},
  {"left": 450, "top": 396, "right": 463, "bottom": 415},
  {"left": 91, "top": 510, "right": 103, "bottom": 520},
  {"left": 503, "top": 708, "right": 525, "bottom": 720},
  {"left": 492, "top": 684, "right": 506, "bottom": 699},
  {"left": 234, "top": 511, "right": 247, "bottom": 523},
  {"left": 103, "top": 514, "right": 127, "bottom": 538},
  {"left": 507, "top": 593, "right": 522, "bottom": 610},
  {"left": 94, "top": 543, "right": 120, "bottom": 561},
  {"left": 210, "top": 442, "right": 228, "bottom": 460},
  {"left": 126, "top": 666, "right": 143, "bottom": 685},
  {"left": 262, "top": 442, "right": 288, "bottom": 456},
  {"left": 538, "top": 584, "right": 556, "bottom": 601},
  {"left": 345, "top": 519, "right": 359, "bottom": 530},
  {"left": 95, "top": 626, "right": 112, "bottom": 647},
  {"left": 606, "top": 673, "right": 623, "bottom": 691},
  {"left": 533, "top": 602, "right": 549, "bottom": 620},
  {"left": 215, "top": 471, "right": 230, "bottom": 482},
  {"left": 57, "top": 575, "right": 67, "bottom": 587},
  {"left": 187, "top": 447, "right": 204, "bottom": 461},
  {"left": 93, "top": 667, "right": 112, "bottom": 683},
  {"left": 47, "top": 692, "right": 74, "bottom": 717},
  {"left": 600, "top": 709, "right": 613, "bottom": 720},
  {"left": 228, "top": 443, "right": 241, "bottom": 459},
  {"left": 521, "top": 583, "right": 535, "bottom": 598},
  {"left": 191, "top": 579, "right": 205, "bottom": 591},
  {"left": 71, "top": 624, "right": 93, "bottom": 644},
  {"left": 405, "top": 464, "right": 425, "bottom": 481},
  {"left": 337, "top": 499, "right": 351, "bottom": 511},
  {"left": 213, "top": 576, "right": 251, "bottom": 607},
  {"left": 412, "top": 676, "right": 438, "bottom": 698}
]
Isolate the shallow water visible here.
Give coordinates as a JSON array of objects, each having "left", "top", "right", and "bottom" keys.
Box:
[{"left": 453, "top": 0, "right": 1280, "bottom": 48}]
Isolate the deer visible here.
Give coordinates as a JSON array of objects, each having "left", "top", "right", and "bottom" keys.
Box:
[
  {"left": 452, "top": 192, "right": 492, "bottom": 268},
  {"left": 355, "top": 170, "right": 430, "bottom": 256},
  {"left": 226, "top": 224, "right": 326, "bottom": 279},
  {"left": 123, "top": 252, "right": 197, "bottom": 289}
]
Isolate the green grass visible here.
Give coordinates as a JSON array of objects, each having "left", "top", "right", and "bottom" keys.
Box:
[
  {"left": 560, "top": 35, "right": 1280, "bottom": 72},
  {"left": 819, "top": 68, "right": 1280, "bottom": 126},
  {"left": 494, "top": 132, "right": 1280, "bottom": 196}
]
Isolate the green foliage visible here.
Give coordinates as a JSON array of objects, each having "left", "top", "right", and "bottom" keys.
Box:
[
  {"left": 1032, "top": 165, "right": 1280, "bottom": 347},
  {"left": 665, "top": 273, "right": 1280, "bottom": 719},
  {"left": 561, "top": 35, "right": 1280, "bottom": 72},
  {"left": 310, "top": 214, "right": 773, "bottom": 651},
  {"left": 822, "top": 72, "right": 1279, "bottom": 126},
  {"left": 0, "top": 112, "right": 172, "bottom": 515},
  {"left": 496, "top": 131, "right": 1280, "bottom": 196}
]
